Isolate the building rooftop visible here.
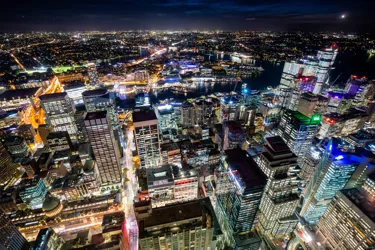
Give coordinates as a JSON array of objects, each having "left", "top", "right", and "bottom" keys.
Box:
[
  {"left": 140, "top": 198, "right": 220, "bottom": 237},
  {"left": 85, "top": 110, "right": 107, "bottom": 120},
  {"left": 82, "top": 88, "right": 108, "bottom": 97},
  {"left": 0, "top": 87, "right": 39, "bottom": 101},
  {"left": 300, "top": 92, "right": 318, "bottom": 100},
  {"left": 340, "top": 188, "right": 375, "bottom": 223},
  {"left": 285, "top": 110, "right": 320, "bottom": 125},
  {"left": 102, "top": 211, "right": 125, "bottom": 234},
  {"left": 265, "top": 136, "right": 290, "bottom": 153},
  {"left": 133, "top": 110, "right": 157, "bottom": 123},
  {"left": 39, "top": 92, "right": 68, "bottom": 101},
  {"left": 147, "top": 165, "right": 174, "bottom": 188},
  {"left": 225, "top": 148, "right": 267, "bottom": 188}
]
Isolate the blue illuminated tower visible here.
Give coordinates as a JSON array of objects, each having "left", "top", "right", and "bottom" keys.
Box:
[
  {"left": 215, "top": 148, "right": 267, "bottom": 249},
  {"left": 300, "top": 138, "right": 374, "bottom": 224}
]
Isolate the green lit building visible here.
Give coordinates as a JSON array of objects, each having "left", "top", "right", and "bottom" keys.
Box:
[{"left": 277, "top": 110, "right": 320, "bottom": 157}]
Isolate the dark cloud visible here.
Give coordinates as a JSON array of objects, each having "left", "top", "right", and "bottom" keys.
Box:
[{"left": 0, "top": 0, "right": 374, "bottom": 32}]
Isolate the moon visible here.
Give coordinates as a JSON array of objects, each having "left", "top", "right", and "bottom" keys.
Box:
[{"left": 341, "top": 14, "right": 346, "bottom": 19}]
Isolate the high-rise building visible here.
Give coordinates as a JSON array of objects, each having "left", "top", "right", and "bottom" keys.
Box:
[
  {"left": 256, "top": 136, "right": 301, "bottom": 237},
  {"left": 4, "top": 135, "right": 31, "bottom": 159},
  {"left": 82, "top": 88, "right": 113, "bottom": 112},
  {"left": 299, "top": 145, "right": 323, "bottom": 186},
  {"left": 146, "top": 165, "right": 198, "bottom": 208},
  {"left": 19, "top": 177, "right": 48, "bottom": 210},
  {"left": 32, "top": 228, "right": 65, "bottom": 250},
  {"left": 313, "top": 45, "right": 338, "bottom": 94},
  {"left": 39, "top": 92, "right": 78, "bottom": 142},
  {"left": 47, "top": 131, "right": 73, "bottom": 152},
  {"left": 138, "top": 198, "right": 222, "bottom": 250},
  {"left": 0, "top": 142, "right": 19, "bottom": 188},
  {"left": 180, "top": 101, "right": 195, "bottom": 127},
  {"left": 280, "top": 61, "right": 305, "bottom": 88},
  {"left": 87, "top": 63, "right": 99, "bottom": 86},
  {"left": 316, "top": 178, "right": 375, "bottom": 250},
  {"left": 84, "top": 111, "right": 122, "bottom": 185},
  {"left": 345, "top": 75, "right": 375, "bottom": 107},
  {"left": 194, "top": 99, "right": 213, "bottom": 125},
  {"left": 318, "top": 108, "right": 368, "bottom": 139},
  {"left": 277, "top": 110, "right": 320, "bottom": 157},
  {"left": 300, "top": 138, "right": 374, "bottom": 224},
  {"left": 16, "top": 124, "right": 36, "bottom": 145},
  {"left": 297, "top": 92, "right": 318, "bottom": 118},
  {"left": 297, "top": 76, "right": 317, "bottom": 93},
  {"left": 133, "top": 110, "right": 161, "bottom": 168},
  {"left": 0, "top": 210, "right": 30, "bottom": 250},
  {"left": 215, "top": 148, "right": 267, "bottom": 249}
]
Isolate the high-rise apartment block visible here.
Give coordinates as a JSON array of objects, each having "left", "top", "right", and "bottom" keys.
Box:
[
  {"left": 133, "top": 110, "right": 161, "bottom": 168},
  {"left": 39, "top": 92, "right": 78, "bottom": 142},
  {"left": 256, "top": 136, "right": 301, "bottom": 237},
  {"left": 84, "top": 111, "right": 122, "bottom": 185},
  {"left": 215, "top": 148, "right": 267, "bottom": 249}
]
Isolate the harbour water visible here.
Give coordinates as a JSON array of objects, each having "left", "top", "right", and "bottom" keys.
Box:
[{"left": 146, "top": 50, "right": 375, "bottom": 103}]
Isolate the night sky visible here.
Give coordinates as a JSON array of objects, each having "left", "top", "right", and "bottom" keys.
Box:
[{"left": 1, "top": 0, "right": 375, "bottom": 32}]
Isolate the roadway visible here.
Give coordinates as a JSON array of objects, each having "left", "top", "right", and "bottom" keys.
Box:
[{"left": 122, "top": 127, "right": 139, "bottom": 250}]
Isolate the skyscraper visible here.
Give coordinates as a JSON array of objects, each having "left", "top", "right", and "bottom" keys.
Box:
[
  {"left": 87, "top": 63, "right": 99, "bottom": 86},
  {"left": 280, "top": 60, "right": 305, "bottom": 88},
  {"left": 300, "top": 138, "right": 374, "bottom": 224},
  {"left": 0, "top": 142, "right": 19, "bottom": 188},
  {"left": 84, "top": 111, "right": 122, "bottom": 185},
  {"left": 133, "top": 110, "right": 161, "bottom": 168},
  {"left": 277, "top": 110, "right": 320, "bottom": 157},
  {"left": 39, "top": 92, "right": 78, "bottom": 142},
  {"left": 0, "top": 210, "right": 29, "bottom": 250},
  {"left": 215, "top": 148, "right": 267, "bottom": 249},
  {"left": 82, "top": 88, "right": 113, "bottom": 112},
  {"left": 297, "top": 92, "right": 318, "bottom": 118},
  {"left": 256, "top": 136, "right": 301, "bottom": 237},
  {"left": 316, "top": 175, "right": 375, "bottom": 249},
  {"left": 313, "top": 45, "right": 338, "bottom": 94},
  {"left": 180, "top": 101, "right": 195, "bottom": 127}
]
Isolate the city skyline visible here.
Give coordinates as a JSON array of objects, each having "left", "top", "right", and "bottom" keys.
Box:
[
  {"left": 1, "top": 0, "right": 375, "bottom": 32},
  {"left": 1, "top": 29, "right": 375, "bottom": 250}
]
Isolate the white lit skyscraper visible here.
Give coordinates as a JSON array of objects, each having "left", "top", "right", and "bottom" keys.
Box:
[
  {"left": 313, "top": 45, "right": 338, "bottom": 94},
  {"left": 133, "top": 110, "right": 161, "bottom": 168},
  {"left": 84, "top": 111, "right": 122, "bottom": 185},
  {"left": 256, "top": 136, "right": 301, "bottom": 237}
]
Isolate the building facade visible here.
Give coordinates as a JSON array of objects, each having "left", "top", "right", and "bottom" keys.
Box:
[{"left": 84, "top": 111, "right": 122, "bottom": 186}]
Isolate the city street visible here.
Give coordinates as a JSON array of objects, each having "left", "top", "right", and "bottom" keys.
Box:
[{"left": 122, "top": 127, "right": 139, "bottom": 250}]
